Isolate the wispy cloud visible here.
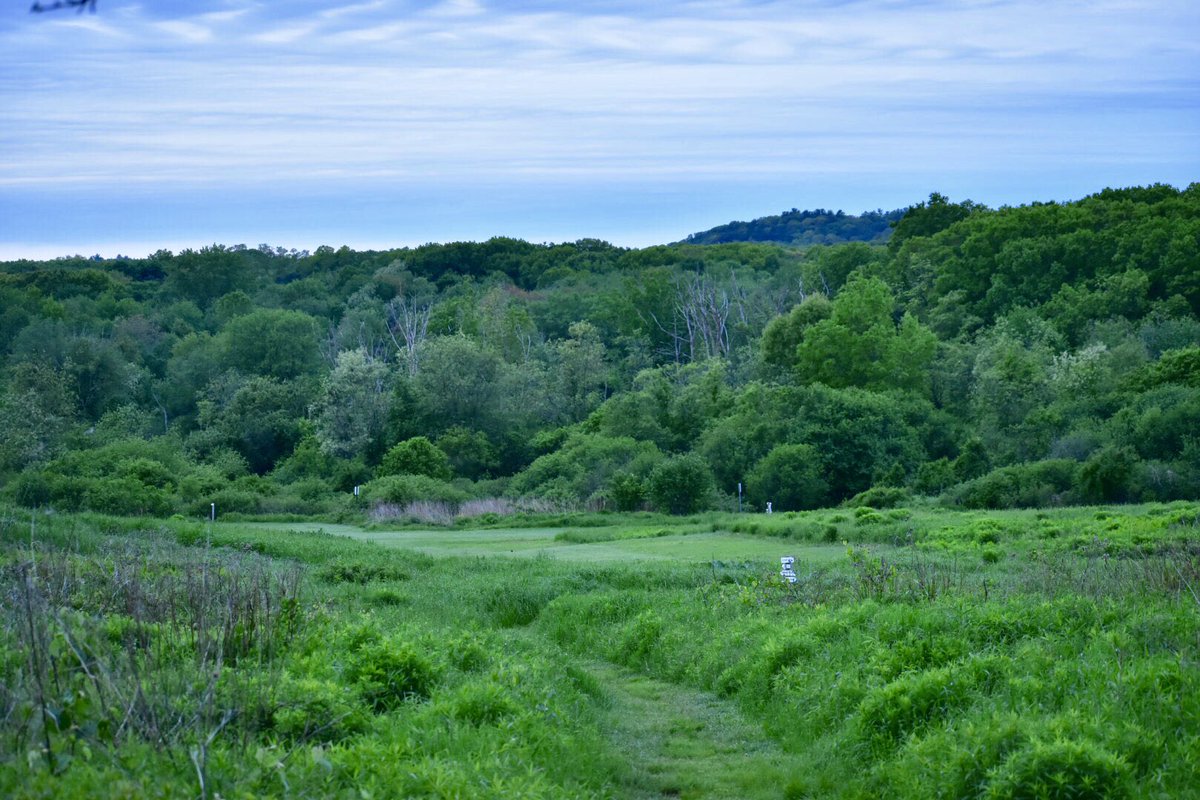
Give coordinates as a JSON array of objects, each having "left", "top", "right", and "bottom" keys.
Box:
[{"left": 1, "top": 1, "right": 1197, "bottom": 255}]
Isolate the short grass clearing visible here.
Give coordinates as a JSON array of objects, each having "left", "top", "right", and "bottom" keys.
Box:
[
  {"left": 586, "top": 661, "right": 797, "bottom": 799},
  {"left": 230, "top": 521, "right": 857, "bottom": 563}
]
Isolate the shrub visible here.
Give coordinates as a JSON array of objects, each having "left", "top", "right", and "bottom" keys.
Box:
[
  {"left": 858, "top": 663, "right": 975, "bottom": 746},
  {"left": 364, "top": 474, "right": 467, "bottom": 507},
  {"left": 83, "top": 477, "right": 174, "bottom": 516},
  {"left": 648, "top": 454, "right": 715, "bottom": 515},
  {"left": 270, "top": 676, "right": 366, "bottom": 744},
  {"left": 346, "top": 639, "right": 439, "bottom": 711},
  {"left": 984, "top": 739, "right": 1132, "bottom": 800},
  {"left": 608, "top": 471, "right": 647, "bottom": 511},
  {"left": 947, "top": 460, "right": 1079, "bottom": 509},
  {"left": 437, "top": 681, "right": 516, "bottom": 726},
  {"left": 746, "top": 444, "right": 829, "bottom": 511},
  {"left": 484, "top": 583, "right": 559, "bottom": 627},
  {"left": 1077, "top": 446, "right": 1138, "bottom": 503},
  {"left": 379, "top": 436, "right": 452, "bottom": 480},
  {"left": 7, "top": 470, "right": 53, "bottom": 507},
  {"left": 845, "top": 486, "right": 911, "bottom": 509}
]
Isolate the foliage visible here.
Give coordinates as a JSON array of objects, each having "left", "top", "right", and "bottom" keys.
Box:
[
  {"left": 0, "top": 183, "right": 1198, "bottom": 518},
  {"left": 379, "top": 436, "right": 453, "bottom": 480},
  {"left": 746, "top": 443, "right": 828, "bottom": 511},
  {"left": 648, "top": 454, "right": 716, "bottom": 514}
]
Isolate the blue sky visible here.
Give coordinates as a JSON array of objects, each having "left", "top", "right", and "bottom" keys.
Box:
[{"left": 1, "top": 0, "right": 1197, "bottom": 258}]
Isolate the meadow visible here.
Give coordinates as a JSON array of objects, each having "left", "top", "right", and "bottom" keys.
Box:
[{"left": 1, "top": 501, "right": 1198, "bottom": 799}]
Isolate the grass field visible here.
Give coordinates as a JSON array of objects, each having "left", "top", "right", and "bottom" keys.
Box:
[
  {"left": 3, "top": 503, "right": 1198, "bottom": 799},
  {"left": 233, "top": 521, "right": 855, "bottom": 564}
]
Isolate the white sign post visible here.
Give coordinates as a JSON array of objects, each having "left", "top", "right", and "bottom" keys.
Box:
[{"left": 780, "top": 556, "right": 797, "bottom": 583}]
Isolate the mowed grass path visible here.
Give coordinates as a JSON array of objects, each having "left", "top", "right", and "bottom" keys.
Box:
[
  {"left": 231, "top": 521, "right": 850, "bottom": 564},
  {"left": 588, "top": 661, "right": 798, "bottom": 800}
]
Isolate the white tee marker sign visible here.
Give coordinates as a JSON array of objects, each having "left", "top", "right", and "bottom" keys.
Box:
[{"left": 780, "top": 556, "right": 797, "bottom": 583}]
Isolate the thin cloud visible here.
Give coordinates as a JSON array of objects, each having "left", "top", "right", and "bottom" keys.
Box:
[{"left": 1, "top": 0, "right": 1196, "bottom": 255}]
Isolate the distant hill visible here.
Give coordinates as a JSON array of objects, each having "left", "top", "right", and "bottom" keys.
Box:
[{"left": 682, "top": 207, "right": 905, "bottom": 246}]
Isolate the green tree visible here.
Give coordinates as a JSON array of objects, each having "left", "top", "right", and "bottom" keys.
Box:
[
  {"left": 648, "top": 454, "right": 715, "bottom": 515},
  {"left": 220, "top": 309, "right": 321, "bottom": 380},
  {"left": 380, "top": 436, "right": 452, "bottom": 481},
  {"left": 746, "top": 444, "right": 828, "bottom": 511},
  {"left": 312, "top": 349, "right": 392, "bottom": 460},
  {"left": 201, "top": 376, "right": 309, "bottom": 473},
  {"left": 760, "top": 295, "right": 831, "bottom": 373},
  {"left": 794, "top": 277, "right": 937, "bottom": 394},
  {"left": 888, "top": 192, "right": 982, "bottom": 251},
  {"left": 435, "top": 427, "right": 498, "bottom": 480},
  {"left": 552, "top": 321, "right": 609, "bottom": 423},
  {"left": 164, "top": 246, "right": 251, "bottom": 308}
]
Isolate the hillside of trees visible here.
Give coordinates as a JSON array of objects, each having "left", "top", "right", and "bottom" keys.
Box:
[
  {"left": 682, "top": 206, "right": 904, "bottom": 246},
  {"left": 1, "top": 184, "right": 1198, "bottom": 519}
]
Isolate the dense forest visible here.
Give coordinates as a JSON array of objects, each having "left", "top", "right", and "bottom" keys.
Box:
[
  {"left": 2, "top": 184, "right": 1198, "bottom": 520},
  {"left": 683, "top": 206, "right": 904, "bottom": 246}
]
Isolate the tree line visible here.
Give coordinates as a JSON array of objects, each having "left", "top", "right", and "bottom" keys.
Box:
[{"left": 1, "top": 184, "right": 1197, "bottom": 517}]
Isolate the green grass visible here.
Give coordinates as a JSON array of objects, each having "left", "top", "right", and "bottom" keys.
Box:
[{"left": 3, "top": 502, "right": 1198, "bottom": 799}]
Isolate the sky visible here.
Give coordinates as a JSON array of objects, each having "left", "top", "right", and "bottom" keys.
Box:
[{"left": 1, "top": 0, "right": 1197, "bottom": 259}]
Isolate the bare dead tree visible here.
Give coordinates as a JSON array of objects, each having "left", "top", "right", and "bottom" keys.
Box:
[
  {"left": 676, "top": 274, "right": 732, "bottom": 361},
  {"left": 386, "top": 296, "right": 431, "bottom": 376}
]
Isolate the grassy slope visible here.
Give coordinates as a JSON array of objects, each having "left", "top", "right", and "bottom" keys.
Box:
[{"left": 2, "top": 503, "right": 1199, "bottom": 798}]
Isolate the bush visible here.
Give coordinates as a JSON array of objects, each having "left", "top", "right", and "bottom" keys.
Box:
[
  {"left": 984, "top": 739, "right": 1132, "bottom": 800},
  {"left": 746, "top": 444, "right": 828, "bottom": 511},
  {"left": 484, "top": 583, "right": 560, "bottom": 627},
  {"left": 608, "top": 472, "right": 647, "bottom": 512},
  {"left": 270, "top": 676, "right": 366, "bottom": 743},
  {"left": 379, "top": 436, "right": 452, "bottom": 480},
  {"left": 82, "top": 477, "right": 175, "bottom": 516},
  {"left": 364, "top": 474, "right": 467, "bottom": 507},
  {"left": 1077, "top": 446, "right": 1138, "bottom": 503},
  {"left": 648, "top": 454, "right": 715, "bottom": 515},
  {"left": 437, "top": 681, "right": 516, "bottom": 726},
  {"left": 858, "top": 664, "right": 976, "bottom": 746},
  {"left": 7, "top": 470, "right": 52, "bottom": 507},
  {"left": 946, "top": 460, "right": 1079, "bottom": 509},
  {"left": 346, "top": 639, "right": 439, "bottom": 711},
  {"left": 845, "top": 486, "right": 911, "bottom": 509}
]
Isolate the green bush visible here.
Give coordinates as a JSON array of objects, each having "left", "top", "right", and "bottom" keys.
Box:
[
  {"left": 484, "top": 582, "right": 559, "bottom": 627},
  {"left": 947, "top": 460, "right": 1079, "bottom": 509},
  {"left": 608, "top": 471, "right": 647, "bottom": 512},
  {"left": 379, "top": 436, "right": 452, "bottom": 480},
  {"left": 648, "top": 454, "right": 715, "bottom": 515},
  {"left": 1077, "top": 446, "right": 1138, "bottom": 503},
  {"left": 7, "top": 470, "right": 53, "bottom": 507},
  {"left": 364, "top": 474, "right": 467, "bottom": 507},
  {"left": 82, "top": 477, "right": 174, "bottom": 516},
  {"left": 346, "top": 639, "right": 439, "bottom": 712},
  {"left": 746, "top": 443, "right": 829, "bottom": 511},
  {"left": 858, "top": 663, "right": 976, "bottom": 746},
  {"left": 270, "top": 676, "right": 366, "bottom": 743},
  {"left": 984, "top": 739, "right": 1132, "bottom": 800},
  {"left": 846, "top": 486, "right": 911, "bottom": 509},
  {"left": 437, "top": 681, "right": 516, "bottom": 726}
]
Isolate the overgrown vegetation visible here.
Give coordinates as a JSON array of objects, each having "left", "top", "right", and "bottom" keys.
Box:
[
  {"left": 2, "top": 503, "right": 1196, "bottom": 797},
  {"left": 2, "top": 184, "right": 1198, "bottom": 520}
]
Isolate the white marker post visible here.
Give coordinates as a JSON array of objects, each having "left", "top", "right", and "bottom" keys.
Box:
[
  {"left": 780, "top": 556, "right": 797, "bottom": 583},
  {"left": 210, "top": 503, "right": 216, "bottom": 522}
]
